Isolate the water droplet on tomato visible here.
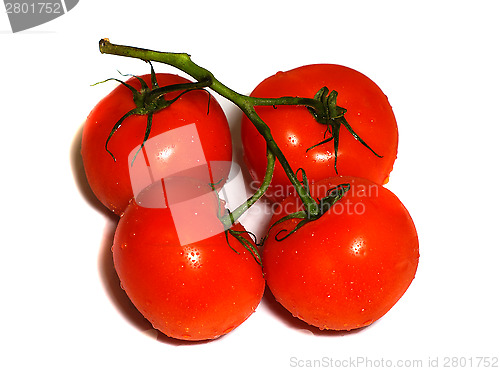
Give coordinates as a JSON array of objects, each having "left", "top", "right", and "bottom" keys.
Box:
[
  {"left": 287, "top": 134, "right": 299, "bottom": 146},
  {"left": 223, "top": 325, "right": 236, "bottom": 334},
  {"left": 395, "top": 260, "right": 410, "bottom": 272},
  {"left": 362, "top": 319, "right": 373, "bottom": 327}
]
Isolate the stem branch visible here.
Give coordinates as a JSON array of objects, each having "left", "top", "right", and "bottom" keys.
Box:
[
  {"left": 99, "top": 39, "right": 320, "bottom": 216},
  {"left": 220, "top": 147, "right": 275, "bottom": 228}
]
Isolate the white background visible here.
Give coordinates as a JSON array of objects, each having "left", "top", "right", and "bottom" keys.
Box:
[{"left": 1, "top": 1, "right": 499, "bottom": 370}]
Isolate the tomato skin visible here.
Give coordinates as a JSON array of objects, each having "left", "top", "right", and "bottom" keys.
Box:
[
  {"left": 81, "top": 73, "right": 232, "bottom": 215},
  {"left": 112, "top": 179, "right": 265, "bottom": 341},
  {"left": 241, "top": 64, "right": 398, "bottom": 202},
  {"left": 263, "top": 176, "right": 418, "bottom": 331}
]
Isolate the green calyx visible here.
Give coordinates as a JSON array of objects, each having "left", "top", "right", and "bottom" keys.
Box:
[
  {"left": 210, "top": 181, "right": 263, "bottom": 266},
  {"left": 224, "top": 228, "right": 262, "bottom": 267},
  {"left": 306, "top": 87, "right": 383, "bottom": 173},
  {"left": 267, "top": 174, "right": 351, "bottom": 242},
  {"left": 262, "top": 166, "right": 351, "bottom": 242},
  {"left": 308, "top": 86, "right": 347, "bottom": 123},
  {"left": 94, "top": 62, "right": 211, "bottom": 163}
]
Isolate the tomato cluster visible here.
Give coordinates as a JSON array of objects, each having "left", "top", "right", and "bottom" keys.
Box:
[{"left": 81, "top": 58, "right": 418, "bottom": 341}]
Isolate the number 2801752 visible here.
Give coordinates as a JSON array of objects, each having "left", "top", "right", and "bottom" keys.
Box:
[{"left": 5, "top": 2, "right": 62, "bottom": 14}]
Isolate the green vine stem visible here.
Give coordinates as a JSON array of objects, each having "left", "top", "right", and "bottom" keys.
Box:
[
  {"left": 99, "top": 39, "right": 321, "bottom": 217},
  {"left": 219, "top": 147, "right": 275, "bottom": 229}
]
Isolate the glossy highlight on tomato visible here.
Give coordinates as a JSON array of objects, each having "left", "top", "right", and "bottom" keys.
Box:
[
  {"left": 81, "top": 73, "right": 232, "bottom": 215},
  {"left": 112, "top": 178, "right": 265, "bottom": 341},
  {"left": 241, "top": 64, "right": 398, "bottom": 202},
  {"left": 263, "top": 176, "right": 419, "bottom": 331}
]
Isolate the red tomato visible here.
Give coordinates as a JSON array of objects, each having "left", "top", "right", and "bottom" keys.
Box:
[
  {"left": 81, "top": 73, "right": 232, "bottom": 215},
  {"left": 241, "top": 64, "right": 398, "bottom": 202},
  {"left": 112, "top": 177, "right": 265, "bottom": 341},
  {"left": 263, "top": 176, "right": 418, "bottom": 331}
]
